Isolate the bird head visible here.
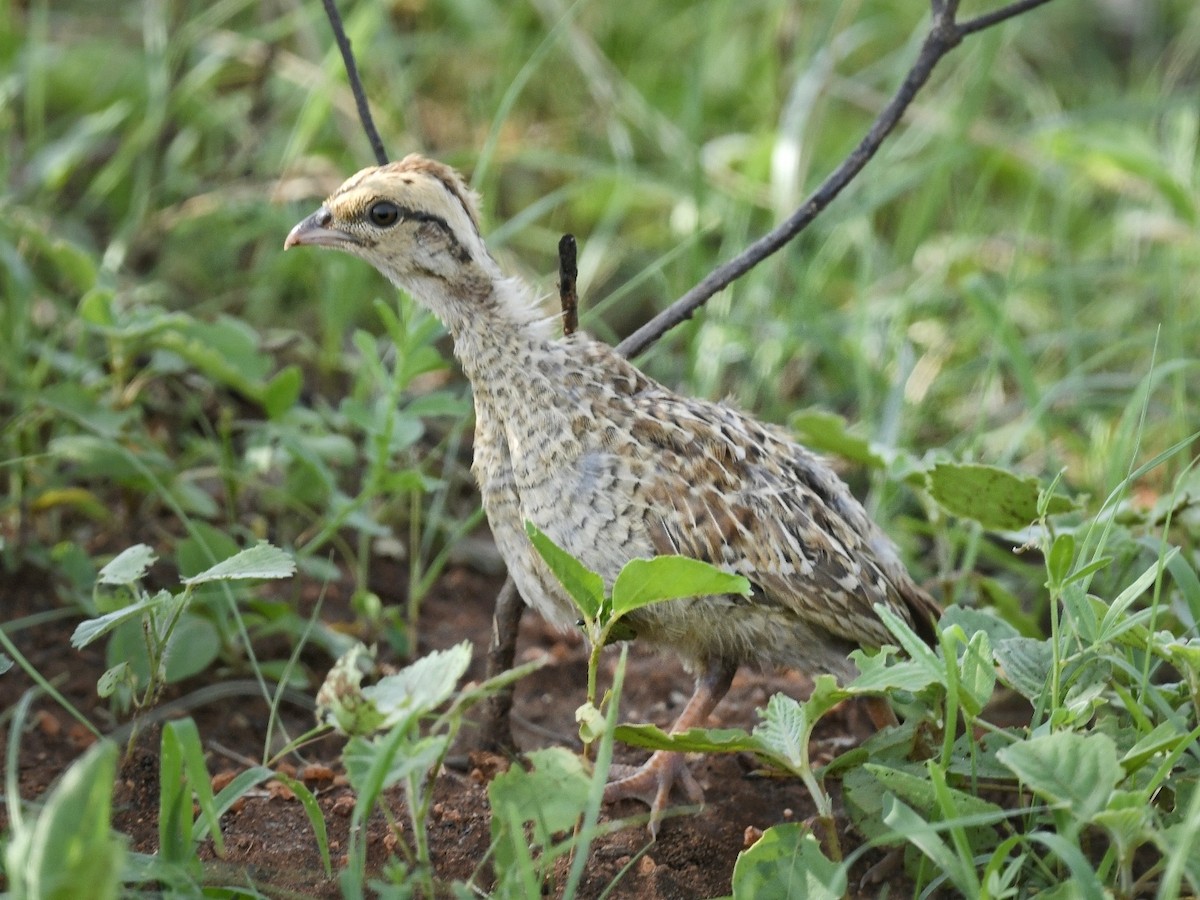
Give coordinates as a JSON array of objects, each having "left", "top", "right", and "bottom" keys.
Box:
[{"left": 284, "top": 155, "right": 494, "bottom": 290}]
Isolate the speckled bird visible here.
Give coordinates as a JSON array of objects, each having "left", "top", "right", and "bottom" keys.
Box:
[{"left": 285, "top": 155, "right": 941, "bottom": 834}]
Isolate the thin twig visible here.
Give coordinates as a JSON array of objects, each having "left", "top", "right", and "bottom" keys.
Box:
[
  {"left": 558, "top": 234, "right": 579, "bottom": 336},
  {"left": 615, "top": 0, "right": 1056, "bottom": 359},
  {"left": 959, "top": 0, "right": 1056, "bottom": 36},
  {"left": 321, "top": 0, "right": 388, "bottom": 165}
]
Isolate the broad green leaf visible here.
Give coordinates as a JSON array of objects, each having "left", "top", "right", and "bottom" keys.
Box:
[
  {"left": 525, "top": 522, "right": 604, "bottom": 618},
  {"left": 363, "top": 641, "right": 473, "bottom": 726},
  {"left": 789, "top": 408, "right": 886, "bottom": 469},
  {"left": 97, "top": 544, "right": 156, "bottom": 586},
  {"left": 927, "top": 463, "right": 1075, "bottom": 531},
  {"left": 180, "top": 541, "right": 296, "bottom": 584},
  {"left": 996, "top": 732, "right": 1122, "bottom": 822},
  {"left": 731, "top": 824, "right": 847, "bottom": 900},
  {"left": 4, "top": 740, "right": 123, "bottom": 900},
  {"left": 993, "top": 637, "right": 1054, "bottom": 702},
  {"left": 610, "top": 555, "right": 750, "bottom": 617}
]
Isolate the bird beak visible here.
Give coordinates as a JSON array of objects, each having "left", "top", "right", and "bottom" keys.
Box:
[{"left": 284, "top": 206, "right": 356, "bottom": 250}]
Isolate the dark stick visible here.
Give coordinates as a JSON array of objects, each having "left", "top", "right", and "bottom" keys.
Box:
[
  {"left": 558, "top": 234, "right": 579, "bottom": 336},
  {"left": 615, "top": 0, "right": 1056, "bottom": 360},
  {"left": 479, "top": 577, "right": 524, "bottom": 752},
  {"left": 320, "top": 0, "right": 389, "bottom": 166}
]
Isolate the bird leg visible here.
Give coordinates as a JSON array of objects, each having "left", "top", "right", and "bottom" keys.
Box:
[{"left": 604, "top": 660, "right": 736, "bottom": 837}]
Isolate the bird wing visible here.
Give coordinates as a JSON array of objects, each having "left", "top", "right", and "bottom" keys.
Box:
[{"left": 601, "top": 371, "right": 939, "bottom": 649}]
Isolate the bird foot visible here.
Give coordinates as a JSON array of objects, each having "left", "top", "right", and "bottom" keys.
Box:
[{"left": 603, "top": 750, "right": 705, "bottom": 838}]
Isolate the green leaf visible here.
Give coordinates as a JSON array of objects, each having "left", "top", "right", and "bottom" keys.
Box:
[
  {"left": 753, "top": 693, "right": 809, "bottom": 770},
  {"left": 996, "top": 732, "right": 1122, "bottom": 823},
  {"left": 927, "top": 463, "right": 1075, "bottom": 531},
  {"left": 846, "top": 647, "right": 940, "bottom": 695},
  {"left": 261, "top": 365, "right": 303, "bottom": 419},
  {"left": 96, "top": 544, "right": 156, "bottom": 586},
  {"left": 344, "top": 733, "right": 451, "bottom": 794},
  {"left": 160, "top": 719, "right": 224, "bottom": 859},
  {"left": 489, "top": 747, "right": 591, "bottom": 894},
  {"left": 731, "top": 824, "right": 847, "bottom": 900},
  {"left": 4, "top": 740, "right": 124, "bottom": 900},
  {"left": 882, "top": 795, "right": 981, "bottom": 896},
  {"left": 363, "top": 641, "right": 473, "bottom": 727},
  {"left": 71, "top": 590, "right": 173, "bottom": 649},
  {"left": 610, "top": 555, "right": 750, "bottom": 617},
  {"left": 993, "top": 637, "right": 1054, "bottom": 702},
  {"left": 613, "top": 723, "right": 758, "bottom": 754},
  {"left": 957, "top": 629, "right": 996, "bottom": 718},
  {"left": 180, "top": 541, "right": 296, "bottom": 585},
  {"left": 524, "top": 522, "right": 604, "bottom": 619},
  {"left": 789, "top": 408, "right": 886, "bottom": 469}
]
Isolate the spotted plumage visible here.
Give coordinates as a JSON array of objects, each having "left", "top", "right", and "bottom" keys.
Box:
[{"left": 286, "top": 154, "right": 940, "bottom": 833}]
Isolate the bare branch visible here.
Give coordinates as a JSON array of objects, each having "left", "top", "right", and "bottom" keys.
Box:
[
  {"left": 959, "top": 0, "right": 1057, "bottom": 36},
  {"left": 321, "top": 0, "right": 388, "bottom": 166},
  {"left": 615, "top": 0, "right": 1056, "bottom": 359}
]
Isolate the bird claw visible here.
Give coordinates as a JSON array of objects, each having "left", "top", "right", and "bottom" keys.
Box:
[{"left": 603, "top": 750, "right": 705, "bottom": 838}]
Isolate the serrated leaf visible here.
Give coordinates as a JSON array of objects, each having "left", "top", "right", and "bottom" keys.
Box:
[
  {"left": 847, "top": 648, "right": 940, "bottom": 694},
  {"left": 71, "top": 590, "right": 174, "bottom": 649},
  {"left": 525, "top": 522, "right": 604, "bottom": 618},
  {"left": 732, "top": 824, "right": 847, "bottom": 900},
  {"left": 753, "top": 693, "right": 809, "bottom": 769},
  {"left": 610, "top": 555, "right": 750, "bottom": 617},
  {"left": 996, "top": 731, "right": 1122, "bottom": 822},
  {"left": 364, "top": 641, "right": 472, "bottom": 727},
  {"left": 927, "top": 463, "right": 1075, "bottom": 531},
  {"left": 180, "top": 541, "right": 295, "bottom": 585},
  {"left": 97, "top": 544, "right": 156, "bottom": 586}
]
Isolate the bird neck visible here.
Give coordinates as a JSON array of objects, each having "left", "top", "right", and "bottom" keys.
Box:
[{"left": 401, "top": 264, "right": 556, "bottom": 386}]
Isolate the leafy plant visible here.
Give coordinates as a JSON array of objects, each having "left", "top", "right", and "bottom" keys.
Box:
[
  {"left": 3, "top": 732, "right": 124, "bottom": 900},
  {"left": 70, "top": 541, "right": 295, "bottom": 747},
  {"left": 524, "top": 521, "right": 750, "bottom": 754},
  {"left": 314, "top": 640, "right": 545, "bottom": 897}
]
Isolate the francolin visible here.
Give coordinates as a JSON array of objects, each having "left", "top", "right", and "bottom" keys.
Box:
[{"left": 286, "top": 155, "right": 941, "bottom": 835}]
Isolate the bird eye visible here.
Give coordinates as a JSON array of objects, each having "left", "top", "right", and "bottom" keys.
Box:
[{"left": 368, "top": 201, "right": 401, "bottom": 228}]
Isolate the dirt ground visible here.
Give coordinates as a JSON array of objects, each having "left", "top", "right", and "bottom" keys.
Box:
[{"left": 0, "top": 554, "right": 909, "bottom": 898}]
